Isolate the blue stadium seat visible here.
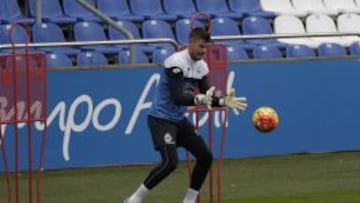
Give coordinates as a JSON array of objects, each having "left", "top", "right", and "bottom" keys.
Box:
[
  {"left": 63, "top": 0, "right": 101, "bottom": 22},
  {"left": 28, "top": 0, "right": 76, "bottom": 24},
  {"left": 175, "top": 19, "right": 204, "bottom": 45},
  {"left": 77, "top": 51, "right": 108, "bottom": 66},
  {"left": 96, "top": 0, "right": 144, "bottom": 22},
  {"left": 74, "top": 21, "right": 123, "bottom": 54},
  {"left": 226, "top": 44, "right": 249, "bottom": 60},
  {"left": 0, "top": 24, "right": 28, "bottom": 44},
  {"left": 286, "top": 44, "right": 315, "bottom": 58},
  {"left": 152, "top": 46, "right": 176, "bottom": 63},
  {"left": 242, "top": 16, "right": 277, "bottom": 45},
  {"left": 142, "top": 20, "right": 176, "bottom": 49},
  {"left": 108, "top": 20, "right": 153, "bottom": 52},
  {"left": 318, "top": 43, "right": 347, "bottom": 57},
  {"left": 195, "top": 0, "right": 243, "bottom": 19},
  {"left": 0, "top": 24, "right": 33, "bottom": 53},
  {"left": 163, "top": 0, "right": 197, "bottom": 18},
  {"left": 118, "top": 49, "right": 149, "bottom": 64},
  {"left": 253, "top": 45, "right": 283, "bottom": 59},
  {"left": 129, "top": 0, "right": 177, "bottom": 21},
  {"left": 32, "top": 23, "right": 80, "bottom": 55},
  {"left": 350, "top": 42, "right": 360, "bottom": 55},
  {"left": 211, "top": 17, "right": 255, "bottom": 49},
  {"left": 228, "top": 0, "right": 275, "bottom": 18},
  {"left": 0, "top": 0, "right": 34, "bottom": 23},
  {"left": 46, "top": 53, "right": 73, "bottom": 68}
]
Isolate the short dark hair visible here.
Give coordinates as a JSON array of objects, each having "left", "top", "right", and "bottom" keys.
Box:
[{"left": 189, "top": 28, "right": 211, "bottom": 43}]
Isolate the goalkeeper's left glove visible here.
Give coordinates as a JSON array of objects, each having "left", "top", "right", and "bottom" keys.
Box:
[
  {"left": 220, "top": 88, "right": 248, "bottom": 115},
  {"left": 194, "top": 86, "right": 215, "bottom": 109}
]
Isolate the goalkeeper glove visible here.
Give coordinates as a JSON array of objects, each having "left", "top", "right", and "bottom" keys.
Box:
[
  {"left": 221, "top": 88, "right": 247, "bottom": 115},
  {"left": 194, "top": 86, "right": 215, "bottom": 109}
]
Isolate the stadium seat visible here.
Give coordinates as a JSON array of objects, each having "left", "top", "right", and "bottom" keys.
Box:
[
  {"left": 142, "top": 20, "right": 176, "bottom": 49},
  {"left": 0, "top": 0, "right": 34, "bottom": 23},
  {"left": 175, "top": 19, "right": 204, "bottom": 45},
  {"left": 318, "top": 43, "right": 347, "bottom": 57},
  {"left": 306, "top": 14, "right": 349, "bottom": 47},
  {"left": 274, "top": 15, "right": 318, "bottom": 48},
  {"left": 28, "top": 0, "right": 76, "bottom": 24},
  {"left": 292, "top": 0, "right": 338, "bottom": 16},
  {"left": 259, "top": 0, "right": 307, "bottom": 17},
  {"left": 32, "top": 23, "right": 80, "bottom": 55},
  {"left": 323, "top": 0, "right": 360, "bottom": 14},
  {"left": 118, "top": 49, "right": 149, "bottom": 64},
  {"left": 108, "top": 20, "right": 152, "bottom": 52},
  {"left": 129, "top": 0, "right": 177, "bottom": 21},
  {"left": 242, "top": 16, "right": 277, "bottom": 45},
  {"left": 226, "top": 44, "right": 249, "bottom": 60},
  {"left": 337, "top": 14, "right": 360, "bottom": 45},
  {"left": 286, "top": 44, "right": 315, "bottom": 58},
  {"left": 63, "top": 0, "right": 101, "bottom": 22},
  {"left": 96, "top": 0, "right": 144, "bottom": 22},
  {"left": 152, "top": 46, "right": 176, "bottom": 63},
  {"left": 253, "top": 45, "right": 283, "bottom": 59},
  {"left": 77, "top": 51, "right": 108, "bottom": 66},
  {"left": 0, "top": 24, "right": 28, "bottom": 44},
  {"left": 0, "top": 24, "right": 33, "bottom": 53},
  {"left": 195, "top": 0, "right": 243, "bottom": 19},
  {"left": 46, "top": 53, "right": 73, "bottom": 68},
  {"left": 211, "top": 17, "right": 254, "bottom": 49},
  {"left": 163, "top": 0, "right": 197, "bottom": 18},
  {"left": 356, "top": 0, "right": 360, "bottom": 7},
  {"left": 349, "top": 42, "right": 360, "bottom": 55},
  {"left": 74, "top": 21, "right": 124, "bottom": 54},
  {"left": 228, "top": 0, "right": 275, "bottom": 18}
]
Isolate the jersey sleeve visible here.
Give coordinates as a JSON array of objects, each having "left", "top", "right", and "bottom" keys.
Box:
[{"left": 165, "top": 67, "right": 195, "bottom": 106}]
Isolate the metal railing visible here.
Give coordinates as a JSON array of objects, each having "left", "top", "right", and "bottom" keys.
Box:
[
  {"left": 211, "top": 32, "right": 360, "bottom": 41},
  {"left": 18, "top": 0, "right": 359, "bottom": 68},
  {"left": 1, "top": 32, "right": 359, "bottom": 50}
]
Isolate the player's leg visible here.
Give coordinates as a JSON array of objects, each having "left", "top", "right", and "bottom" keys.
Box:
[
  {"left": 143, "top": 144, "right": 178, "bottom": 189},
  {"left": 178, "top": 118, "right": 213, "bottom": 203},
  {"left": 124, "top": 116, "right": 179, "bottom": 203}
]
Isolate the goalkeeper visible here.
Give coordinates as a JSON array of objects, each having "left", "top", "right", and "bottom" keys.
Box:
[{"left": 124, "top": 28, "right": 247, "bottom": 203}]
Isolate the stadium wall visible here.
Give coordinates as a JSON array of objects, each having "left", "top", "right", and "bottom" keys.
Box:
[{"left": 1, "top": 58, "right": 360, "bottom": 171}]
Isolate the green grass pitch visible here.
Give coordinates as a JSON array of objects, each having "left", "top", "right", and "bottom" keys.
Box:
[{"left": 1, "top": 152, "right": 360, "bottom": 203}]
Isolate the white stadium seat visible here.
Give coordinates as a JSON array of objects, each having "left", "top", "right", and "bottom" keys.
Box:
[
  {"left": 260, "top": 0, "right": 307, "bottom": 17},
  {"left": 306, "top": 14, "right": 350, "bottom": 47},
  {"left": 274, "top": 15, "right": 318, "bottom": 48},
  {"left": 356, "top": 0, "right": 360, "bottom": 7},
  {"left": 337, "top": 13, "right": 360, "bottom": 45},
  {"left": 323, "top": 0, "right": 360, "bottom": 14},
  {"left": 292, "top": 0, "right": 338, "bottom": 16}
]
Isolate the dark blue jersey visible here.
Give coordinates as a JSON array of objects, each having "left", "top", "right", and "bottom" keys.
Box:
[{"left": 149, "top": 49, "right": 211, "bottom": 121}]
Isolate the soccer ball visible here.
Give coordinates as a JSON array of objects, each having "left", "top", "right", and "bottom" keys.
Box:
[{"left": 252, "top": 106, "right": 279, "bottom": 133}]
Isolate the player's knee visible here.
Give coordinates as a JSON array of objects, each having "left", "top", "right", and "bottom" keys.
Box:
[
  {"left": 199, "top": 150, "right": 213, "bottom": 167},
  {"left": 162, "top": 158, "right": 178, "bottom": 173}
]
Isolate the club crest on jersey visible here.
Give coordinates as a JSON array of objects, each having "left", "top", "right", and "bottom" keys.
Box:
[
  {"left": 164, "top": 132, "right": 175, "bottom": 144},
  {"left": 172, "top": 68, "right": 181, "bottom": 74}
]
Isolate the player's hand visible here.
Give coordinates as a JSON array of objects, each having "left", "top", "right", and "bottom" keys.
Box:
[
  {"left": 194, "top": 86, "right": 215, "bottom": 109},
  {"left": 223, "top": 88, "right": 247, "bottom": 115}
]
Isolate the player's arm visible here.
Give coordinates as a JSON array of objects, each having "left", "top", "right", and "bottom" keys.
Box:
[
  {"left": 166, "top": 67, "right": 194, "bottom": 106},
  {"left": 198, "top": 75, "right": 221, "bottom": 107},
  {"left": 166, "top": 67, "right": 212, "bottom": 107},
  {"left": 198, "top": 74, "right": 248, "bottom": 114}
]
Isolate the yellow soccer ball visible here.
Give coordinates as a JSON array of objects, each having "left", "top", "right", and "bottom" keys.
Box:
[{"left": 252, "top": 106, "right": 279, "bottom": 133}]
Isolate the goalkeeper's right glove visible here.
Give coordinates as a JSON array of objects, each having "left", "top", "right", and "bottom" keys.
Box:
[
  {"left": 194, "top": 86, "right": 215, "bottom": 109},
  {"left": 220, "top": 88, "right": 248, "bottom": 115}
]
